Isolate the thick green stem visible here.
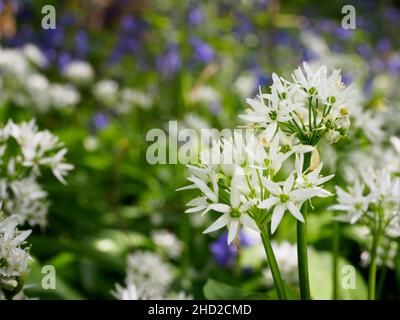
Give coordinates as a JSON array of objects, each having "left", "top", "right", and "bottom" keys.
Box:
[
  {"left": 260, "top": 224, "right": 287, "bottom": 300},
  {"left": 368, "top": 233, "right": 380, "bottom": 300},
  {"left": 332, "top": 221, "right": 340, "bottom": 300},
  {"left": 297, "top": 151, "right": 311, "bottom": 300}
]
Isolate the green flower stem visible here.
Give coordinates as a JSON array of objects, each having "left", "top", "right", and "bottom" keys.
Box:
[
  {"left": 377, "top": 265, "right": 387, "bottom": 299},
  {"left": 297, "top": 151, "right": 311, "bottom": 300},
  {"left": 260, "top": 223, "right": 287, "bottom": 300},
  {"left": 332, "top": 220, "right": 340, "bottom": 300},
  {"left": 368, "top": 232, "right": 380, "bottom": 300}
]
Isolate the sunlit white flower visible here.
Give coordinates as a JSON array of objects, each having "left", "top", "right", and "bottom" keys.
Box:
[
  {"left": 203, "top": 173, "right": 259, "bottom": 245},
  {"left": 64, "top": 60, "right": 94, "bottom": 84},
  {"left": 259, "top": 173, "right": 329, "bottom": 233}
]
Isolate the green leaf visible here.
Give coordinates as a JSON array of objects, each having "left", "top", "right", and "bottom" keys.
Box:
[
  {"left": 309, "top": 250, "right": 367, "bottom": 299},
  {"left": 203, "top": 279, "right": 248, "bottom": 300}
]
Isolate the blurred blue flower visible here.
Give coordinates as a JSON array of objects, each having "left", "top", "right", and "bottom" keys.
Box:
[
  {"left": 387, "top": 55, "right": 400, "bottom": 75},
  {"left": 93, "top": 112, "right": 109, "bottom": 130},
  {"left": 210, "top": 231, "right": 256, "bottom": 268},
  {"left": 190, "top": 37, "right": 214, "bottom": 63},
  {"left": 156, "top": 45, "right": 181, "bottom": 78},
  {"left": 58, "top": 52, "right": 72, "bottom": 70},
  {"left": 187, "top": 7, "right": 204, "bottom": 26},
  {"left": 75, "top": 30, "right": 89, "bottom": 58},
  {"left": 377, "top": 38, "right": 391, "bottom": 54}
]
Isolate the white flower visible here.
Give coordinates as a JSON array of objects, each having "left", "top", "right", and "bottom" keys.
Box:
[
  {"left": 263, "top": 241, "right": 299, "bottom": 286},
  {"left": 49, "top": 84, "right": 80, "bottom": 109},
  {"left": 112, "top": 281, "right": 138, "bottom": 300},
  {"left": 40, "top": 148, "right": 74, "bottom": 185},
  {"left": 151, "top": 230, "right": 183, "bottom": 259},
  {"left": 126, "top": 251, "right": 173, "bottom": 300},
  {"left": 258, "top": 173, "right": 328, "bottom": 233},
  {"left": 22, "top": 44, "right": 47, "bottom": 68},
  {"left": 329, "top": 180, "right": 369, "bottom": 224},
  {"left": 93, "top": 79, "right": 119, "bottom": 106},
  {"left": 295, "top": 153, "right": 334, "bottom": 190},
  {"left": 203, "top": 173, "right": 259, "bottom": 245},
  {"left": 0, "top": 216, "right": 32, "bottom": 292},
  {"left": 63, "top": 61, "right": 94, "bottom": 84}
]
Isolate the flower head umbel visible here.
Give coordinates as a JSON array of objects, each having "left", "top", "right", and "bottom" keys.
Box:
[
  {"left": 0, "top": 215, "right": 32, "bottom": 297},
  {"left": 241, "top": 62, "right": 358, "bottom": 146},
  {"left": 330, "top": 167, "right": 400, "bottom": 238},
  {"left": 0, "top": 119, "right": 73, "bottom": 227}
]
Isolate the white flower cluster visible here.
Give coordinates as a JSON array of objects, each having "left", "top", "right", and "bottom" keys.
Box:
[
  {"left": 151, "top": 230, "right": 183, "bottom": 259},
  {"left": 330, "top": 167, "right": 400, "bottom": 238},
  {"left": 0, "top": 45, "right": 80, "bottom": 112},
  {"left": 0, "top": 215, "right": 32, "bottom": 297},
  {"left": 113, "top": 251, "right": 173, "bottom": 300},
  {"left": 178, "top": 63, "right": 352, "bottom": 245},
  {"left": 360, "top": 237, "right": 398, "bottom": 270},
  {"left": 63, "top": 60, "right": 95, "bottom": 84},
  {"left": 241, "top": 62, "right": 356, "bottom": 145},
  {"left": 263, "top": 241, "right": 299, "bottom": 286},
  {"left": 0, "top": 119, "right": 74, "bottom": 227},
  {"left": 93, "top": 79, "right": 153, "bottom": 113}
]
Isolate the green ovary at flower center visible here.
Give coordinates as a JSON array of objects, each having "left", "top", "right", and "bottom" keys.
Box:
[
  {"left": 279, "top": 194, "right": 289, "bottom": 203},
  {"left": 229, "top": 208, "right": 241, "bottom": 218},
  {"left": 268, "top": 110, "right": 277, "bottom": 120}
]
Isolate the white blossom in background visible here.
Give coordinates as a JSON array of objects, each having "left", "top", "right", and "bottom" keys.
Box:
[
  {"left": 0, "top": 215, "right": 32, "bottom": 297},
  {"left": 360, "top": 238, "right": 398, "bottom": 270},
  {"left": 63, "top": 60, "right": 94, "bottom": 84},
  {"left": 125, "top": 251, "right": 172, "bottom": 299},
  {"left": 49, "top": 84, "right": 80, "bottom": 110},
  {"left": 263, "top": 241, "right": 299, "bottom": 286},
  {"left": 330, "top": 167, "right": 400, "bottom": 239},
  {"left": 93, "top": 79, "right": 119, "bottom": 106},
  {"left": 112, "top": 251, "right": 193, "bottom": 300},
  {"left": 22, "top": 44, "right": 47, "bottom": 68},
  {"left": 0, "top": 45, "right": 80, "bottom": 112},
  {"left": 151, "top": 230, "right": 183, "bottom": 259}
]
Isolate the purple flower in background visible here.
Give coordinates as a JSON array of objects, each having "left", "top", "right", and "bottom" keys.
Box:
[
  {"left": 58, "top": 52, "right": 72, "bottom": 70},
  {"left": 187, "top": 7, "right": 204, "bottom": 26},
  {"left": 342, "top": 73, "right": 352, "bottom": 86},
  {"left": 387, "top": 54, "right": 400, "bottom": 75},
  {"left": 75, "top": 30, "right": 89, "bottom": 58},
  {"left": 93, "top": 112, "right": 109, "bottom": 130},
  {"left": 190, "top": 37, "right": 214, "bottom": 63},
  {"left": 274, "top": 30, "right": 291, "bottom": 46},
  {"left": 156, "top": 45, "right": 181, "bottom": 78},
  {"left": 377, "top": 38, "right": 391, "bottom": 54},
  {"left": 210, "top": 231, "right": 257, "bottom": 268},
  {"left": 357, "top": 43, "right": 372, "bottom": 59},
  {"left": 121, "top": 15, "right": 137, "bottom": 32}
]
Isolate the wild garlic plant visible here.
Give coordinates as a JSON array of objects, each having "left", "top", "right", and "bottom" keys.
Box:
[
  {"left": 330, "top": 167, "right": 400, "bottom": 299},
  {"left": 112, "top": 250, "right": 191, "bottom": 300},
  {"left": 0, "top": 119, "right": 74, "bottom": 228},
  {"left": 0, "top": 215, "right": 32, "bottom": 299},
  {"left": 179, "top": 62, "right": 357, "bottom": 299},
  {"left": 0, "top": 118, "right": 73, "bottom": 300}
]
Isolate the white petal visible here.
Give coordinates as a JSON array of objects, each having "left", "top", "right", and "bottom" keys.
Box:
[
  {"left": 258, "top": 196, "right": 278, "bottom": 210},
  {"left": 271, "top": 204, "right": 285, "bottom": 233},
  {"left": 208, "top": 203, "right": 231, "bottom": 213},
  {"left": 283, "top": 173, "right": 295, "bottom": 193},
  {"left": 240, "top": 214, "right": 260, "bottom": 233},
  {"left": 287, "top": 202, "right": 305, "bottom": 222},
  {"left": 263, "top": 179, "right": 282, "bottom": 196},
  {"left": 290, "top": 188, "right": 319, "bottom": 201},
  {"left": 203, "top": 214, "right": 229, "bottom": 234},
  {"left": 227, "top": 220, "right": 239, "bottom": 245}
]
